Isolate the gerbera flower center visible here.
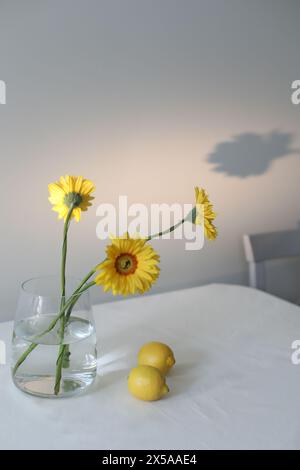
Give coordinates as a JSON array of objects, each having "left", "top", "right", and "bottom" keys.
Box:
[
  {"left": 64, "top": 192, "right": 83, "bottom": 208},
  {"left": 115, "top": 253, "right": 137, "bottom": 275}
]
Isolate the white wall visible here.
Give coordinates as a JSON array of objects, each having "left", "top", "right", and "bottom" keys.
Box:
[{"left": 0, "top": 0, "right": 300, "bottom": 320}]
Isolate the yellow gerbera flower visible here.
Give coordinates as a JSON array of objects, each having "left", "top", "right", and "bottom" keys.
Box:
[
  {"left": 48, "top": 175, "right": 95, "bottom": 222},
  {"left": 194, "top": 187, "right": 217, "bottom": 240},
  {"left": 95, "top": 234, "right": 160, "bottom": 296}
]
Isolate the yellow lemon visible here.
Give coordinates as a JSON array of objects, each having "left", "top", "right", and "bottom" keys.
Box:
[
  {"left": 128, "top": 365, "right": 169, "bottom": 401},
  {"left": 137, "top": 341, "right": 175, "bottom": 375}
]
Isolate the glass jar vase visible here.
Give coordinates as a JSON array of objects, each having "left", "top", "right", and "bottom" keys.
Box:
[{"left": 11, "top": 276, "right": 97, "bottom": 398}]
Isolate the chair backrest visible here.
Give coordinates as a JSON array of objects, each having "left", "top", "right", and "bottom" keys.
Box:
[{"left": 243, "top": 229, "right": 300, "bottom": 290}]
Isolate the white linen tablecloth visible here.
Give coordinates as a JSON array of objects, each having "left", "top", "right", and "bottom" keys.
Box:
[{"left": 0, "top": 283, "right": 300, "bottom": 450}]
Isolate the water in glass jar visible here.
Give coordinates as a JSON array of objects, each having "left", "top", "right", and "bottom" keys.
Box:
[{"left": 11, "top": 314, "right": 97, "bottom": 398}]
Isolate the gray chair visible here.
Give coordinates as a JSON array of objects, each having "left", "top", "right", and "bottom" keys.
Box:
[{"left": 243, "top": 229, "right": 300, "bottom": 291}]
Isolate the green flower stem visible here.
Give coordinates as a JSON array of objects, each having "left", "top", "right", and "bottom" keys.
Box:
[
  {"left": 61, "top": 205, "right": 75, "bottom": 301},
  {"left": 54, "top": 322, "right": 67, "bottom": 395},
  {"left": 12, "top": 343, "right": 38, "bottom": 376},
  {"left": 147, "top": 217, "right": 186, "bottom": 240},
  {"left": 54, "top": 205, "right": 75, "bottom": 395},
  {"left": 59, "top": 205, "right": 74, "bottom": 328},
  {"left": 72, "top": 268, "right": 98, "bottom": 296},
  {"left": 65, "top": 281, "right": 96, "bottom": 323}
]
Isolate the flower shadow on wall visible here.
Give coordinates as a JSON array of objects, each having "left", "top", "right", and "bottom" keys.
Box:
[{"left": 207, "top": 131, "right": 299, "bottom": 178}]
